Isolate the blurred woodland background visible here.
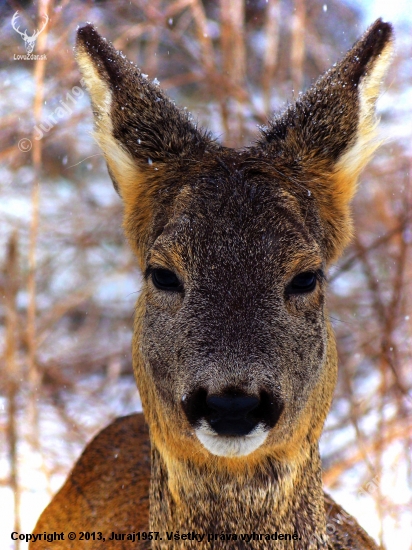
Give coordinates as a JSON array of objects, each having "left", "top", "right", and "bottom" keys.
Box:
[{"left": 0, "top": 0, "right": 411, "bottom": 549}]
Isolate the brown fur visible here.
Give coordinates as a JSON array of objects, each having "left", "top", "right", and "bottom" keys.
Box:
[{"left": 32, "top": 20, "right": 393, "bottom": 549}]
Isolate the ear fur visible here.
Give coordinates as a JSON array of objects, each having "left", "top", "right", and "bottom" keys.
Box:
[
  {"left": 76, "top": 24, "right": 215, "bottom": 264},
  {"left": 76, "top": 25, "right": 213, "bottom": 166},
  {"left": 255, "top": 19, "right": 394, "bottom": 262}
]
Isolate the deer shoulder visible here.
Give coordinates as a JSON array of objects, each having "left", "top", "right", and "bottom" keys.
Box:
[{"left": 33, "top": 414, "right": 150, "bottom": 549}]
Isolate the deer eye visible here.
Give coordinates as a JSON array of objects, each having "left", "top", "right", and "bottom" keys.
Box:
[
  {"left": 286, "top": 271, "right": 319, "bottom": 295},
  {"left": 151, "top": 268, "right": 182, "bottom": 291}
]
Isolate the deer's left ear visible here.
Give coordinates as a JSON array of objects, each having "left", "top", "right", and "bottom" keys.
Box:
[{"left": 255, "top": 19, "right": 394, "bottom": 262}]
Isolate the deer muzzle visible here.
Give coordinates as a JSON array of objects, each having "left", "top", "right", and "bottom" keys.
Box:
[{"left": 182, "top": 387, "right": 283, "bottom": 457}]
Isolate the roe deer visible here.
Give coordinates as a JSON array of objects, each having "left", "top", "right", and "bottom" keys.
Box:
[{"left": 31, "top": 19, "right": 393, "bottom": 549}]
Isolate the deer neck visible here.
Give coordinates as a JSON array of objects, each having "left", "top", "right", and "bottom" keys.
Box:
[{"left": 148, "top": 442, "right": 328, "bottom": 549}]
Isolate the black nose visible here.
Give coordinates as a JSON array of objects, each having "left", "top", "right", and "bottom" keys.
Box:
[
  {"left": 182, "top": 387, "right": 283, "bottom": 437},
  {"left": 206, "top": 394, "right": 259, "bottom": 436}
]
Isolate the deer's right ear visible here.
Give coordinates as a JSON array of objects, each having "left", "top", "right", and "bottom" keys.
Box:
[
  {"left": 75, "top": 24, "right": 213, "bottom": 206},
  {"left": 76, "top": 25, "right": 214, "bottom": 264}
]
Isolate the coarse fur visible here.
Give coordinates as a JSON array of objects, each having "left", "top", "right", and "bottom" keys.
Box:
[{"left": 32, "top": 20, "right": 393, "bottom": 549}]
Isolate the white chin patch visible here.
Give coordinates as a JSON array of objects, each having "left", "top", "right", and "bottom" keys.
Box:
[{"left": 195, "top": 421, "right": 268, "bottom": 457}]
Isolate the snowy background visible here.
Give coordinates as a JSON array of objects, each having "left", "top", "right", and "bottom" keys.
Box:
[{"left": 0, "top": 1, "right": 411, "bottom": 549}]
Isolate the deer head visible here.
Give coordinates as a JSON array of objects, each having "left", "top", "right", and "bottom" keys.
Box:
[{"left": 75, "top": 21, "right": 393, "bottom": 469}]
